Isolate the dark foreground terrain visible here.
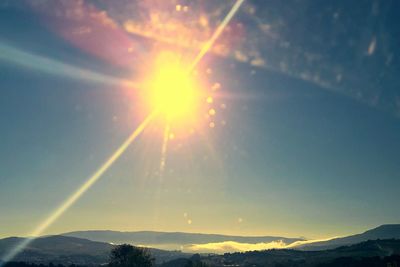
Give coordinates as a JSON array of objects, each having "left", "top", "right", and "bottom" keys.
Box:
[
  {"left": 199, "top": 239, "right": 400, "bottom": 267},
  {"left": 2, "top": 239, "right": 400, "bottom": 267},
  {"left": 0, "top": 236, "right": 189, "bottom": 265}
]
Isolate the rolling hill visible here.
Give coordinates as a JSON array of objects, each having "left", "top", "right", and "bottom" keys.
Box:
[
  {"left": 0, "top": 235, "right": 189, "bottom": 265},
  {"left": 197, "top": 239, "right": 400, "bottom": 267},
  {"left": 299, "top": 224, "right": 400, "bottom": 250}
]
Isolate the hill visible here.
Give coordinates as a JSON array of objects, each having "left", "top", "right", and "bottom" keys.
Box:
[
  {"left": 299, "top": 224, "right": 400, "bottom": 250},
  {"left": 0, "top": 236, "right": 189, "bottom": 265},
  {"left": 0, "top": 236, "right": 111, "bottom": 266},
  {"left": 198, "top": 239, "right": 400, "bottom": 267}
]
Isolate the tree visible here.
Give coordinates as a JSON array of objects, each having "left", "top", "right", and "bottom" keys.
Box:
[
  {"left": 184, "top": 261, "right": 209, "bottom": 267},
  {"left": 108, "top": 244, "right": 154, "bottom": 267},
  {"left": 184, "top": 254, "right": 209, "bottom": 267}
]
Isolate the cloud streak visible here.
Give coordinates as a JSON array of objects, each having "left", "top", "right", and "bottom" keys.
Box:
[{"left": 0, "top": 43, "right": 137, "bottom": 88}]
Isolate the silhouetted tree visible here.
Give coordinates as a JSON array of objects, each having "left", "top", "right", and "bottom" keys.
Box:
[
  {"left": 184, "top": 261, "right": 209, "bottom": 267},
  {"left": 108, "top": 244, "right": 154, "bottom": 267},
  {"left": 184, "top": 254, "right": 209, "bottom": 267}
]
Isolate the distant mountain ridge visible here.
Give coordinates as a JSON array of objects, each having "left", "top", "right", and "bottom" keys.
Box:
[
  {"left": 62, "top": 230, "right": 303, "bottom": 248},
  {"left": 62, "top": 225, "right": 400, "bottom": 252},
  {"left": 299, "top": 224, "right": 400, "bottom": 250}
]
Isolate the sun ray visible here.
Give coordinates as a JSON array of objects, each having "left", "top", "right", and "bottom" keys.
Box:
[
  {"left": 159, "top": 122, "right": 171, "bottom": 178},
  {"left": 0, "top": 43, "right": 137, "bottom": 88},
  {"left": 188, "top": 0, "right": 246, "bottom": 73},
  {"left": 0, "top": 111, "right": 157, "bottom": 265}
]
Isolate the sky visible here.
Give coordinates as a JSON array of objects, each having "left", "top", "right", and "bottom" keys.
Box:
[{"left": 0, "top": 0, "right": 400, "bottom": 240}]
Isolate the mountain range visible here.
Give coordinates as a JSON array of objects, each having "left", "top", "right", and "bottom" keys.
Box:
[
  {"left": 62, "top": 224, "right": 400, "bottom": 252},
  {"left": 0, "top": 224, "right": 399, "bottom": 265},
  {"left": 62, "top": 230, "right": 303, "bottom": 251}
]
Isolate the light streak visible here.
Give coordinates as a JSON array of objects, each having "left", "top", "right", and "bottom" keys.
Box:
[
  {"left": 159, "top": 122, "right": 171, "bottom": 177},
  {"left": 188, "top": 0, "right": 246, "bottom": 72},
  {"left": 0, "top": 111, "right": 156, "bottom": 265},
  {"left": 0, "top": 43, "right": 137, "bottom": 88}
]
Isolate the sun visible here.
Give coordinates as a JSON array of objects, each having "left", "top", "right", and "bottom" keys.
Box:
[{"left": 144, "top": 51, "right": 202, "bottom": 123}]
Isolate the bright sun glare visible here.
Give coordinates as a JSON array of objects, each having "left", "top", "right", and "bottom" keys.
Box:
[{"left": 145, "top": 51, "right": 201, "bottom": 122}]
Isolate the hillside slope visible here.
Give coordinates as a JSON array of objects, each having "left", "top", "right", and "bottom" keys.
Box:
[
  {"left": 300, "top": 224, "right": 400, "bottom": 250},
  {"left": 0, "top": 235, "right": 189, "bottom": 265}
]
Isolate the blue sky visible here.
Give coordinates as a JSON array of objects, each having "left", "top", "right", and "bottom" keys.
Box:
[{"left": 0, "top": 0, "right": 399, "bottom": 239}]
